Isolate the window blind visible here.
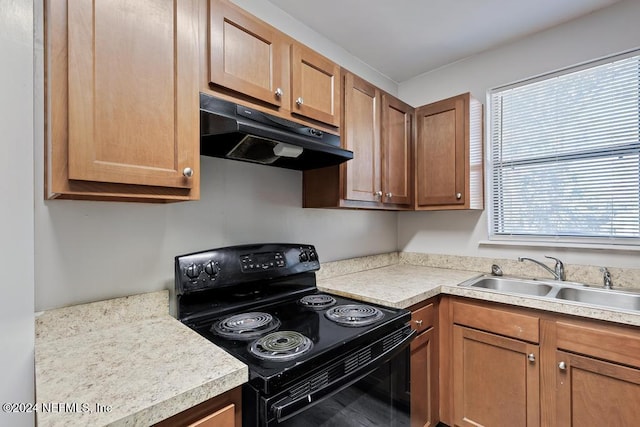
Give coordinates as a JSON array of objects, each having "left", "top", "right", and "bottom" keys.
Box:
[{"left": 489, "top": 53, "right": 640, "bottom": 242}]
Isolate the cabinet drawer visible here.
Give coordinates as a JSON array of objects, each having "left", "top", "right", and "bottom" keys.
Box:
[
  {"left": 556, "top": 320, "right": 640, "bottom": 369},
  {"left": 411, "top": 303, "right": 435, "bottom": 334},
  {"left": 452, "top": 300, "right": 539, "bottom": 343}
]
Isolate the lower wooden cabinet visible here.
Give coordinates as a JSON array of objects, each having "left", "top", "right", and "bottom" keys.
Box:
[
  {"left": 153, "top": 387, "right": 241, "bottom": 427},
  {"left": 449, "top": 299, "right": 540, "bottom": 427},
  {"left": 553, "top": 318, "right": 640, "bottom": 426},
  {"left": 555, "top": 351, "right": 640, "bottom": 427},
  {"left": 444, "top": 297, "right": 640, "bottom": 427},
  {"left": 452, "top": 326, "right": 540, "bottom": 427},
  {"left": 410, "top": 300, "right": 438, "bottom": 427}
]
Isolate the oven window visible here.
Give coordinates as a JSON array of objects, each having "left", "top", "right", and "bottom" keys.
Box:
[{"left": 278, "top": 351, "right": 410, "bottom": 427}]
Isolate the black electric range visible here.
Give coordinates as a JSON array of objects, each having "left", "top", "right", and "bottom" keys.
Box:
[{"left": 176, "top": 243, "right": 415, "bottom": 426}]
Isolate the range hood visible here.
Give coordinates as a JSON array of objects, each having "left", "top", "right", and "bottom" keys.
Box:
[{"left": 199, "top": 93, "right": 353, "bottom": 170}]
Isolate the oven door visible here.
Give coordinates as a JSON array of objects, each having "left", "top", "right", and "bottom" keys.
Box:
[{"left": 246, "top": 325, "right": 415, "bottom": 427}]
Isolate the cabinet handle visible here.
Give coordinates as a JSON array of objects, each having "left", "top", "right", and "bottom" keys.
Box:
[
  {"left": 275, "top": 87, "right": 283, "bottom": 97},
  {"left": 456, "top": 192, "right": 462, "bottom": 200},
  {"left": 527, "top": 353, "right": 535, "bottom": 363},
  {"left": 558, "top": 361, "right": 567, "bottom": 370},
  {"left": 414, "top": 320, "right": 423, "bottom": 326},
  {"left": 385, "top": 192, "right": 393, "bottom": 198},
  {"left": 373, "top": 191, "right": 383, "bottom": 197},
  {"left": 183, "top": 167, "right": 194, "bottom": 178},
  {"left": 296, "top": 97, "right": 304, "bottom": 106}
]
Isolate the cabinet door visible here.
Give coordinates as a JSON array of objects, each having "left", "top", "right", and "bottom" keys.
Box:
[
  {"left": 381, "top": 94, "right": 413, "bottom": 206},
  {"left": 556, "top": 351, "right": 640, "bottom": 427},
  {"left": 453, "top": 325, "right": 540, "bottom": 427},
  {"left": 291, "top": 44, "right": 340, "bottom": 127},
  {"left": 343, "top": 73, "right": 381, "bottom": 203},
  {"left": 411, "top": 328, "right": 438, "bottom": 427},
  {"left": 209, "top": 0, "right": 285, "bottom": 107},
  {"left": 65, "top": 0, "right": 199, "bottom": 191},
  {"left": 415, "top": 96, "right": 465, "bottom": 207}
]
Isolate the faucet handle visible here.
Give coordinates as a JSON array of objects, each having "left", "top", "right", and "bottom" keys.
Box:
[{"left": 544, "top": 256, "right": 566, "bottom": 281}]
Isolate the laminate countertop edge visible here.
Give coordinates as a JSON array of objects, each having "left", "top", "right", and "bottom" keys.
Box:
[
  {"left": 35, "top": 291, "right": 248, "bottom": 427},
  {"left": 317, "top": 264, "right": 640, "bottom": 327}
]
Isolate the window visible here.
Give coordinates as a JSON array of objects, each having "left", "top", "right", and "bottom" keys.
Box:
[{"left": 489, "top": 51, "right": 640, "bottom": 245}]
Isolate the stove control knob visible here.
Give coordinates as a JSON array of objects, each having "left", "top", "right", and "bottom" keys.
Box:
[
  {"left": 204, "top": 261, "right": 219, "bottom": 277},
  {"left": 299, "top": 251, "right": 309, "bottom": 262},
  {"left": 308, "top": 250, "right": 318, "bottom": 262},
  {"left": 185, "top": 264, "right": 200, "bottom": 279}
]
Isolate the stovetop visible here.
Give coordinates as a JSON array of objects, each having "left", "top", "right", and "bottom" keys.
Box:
[
  {"left": 184, "top": 290, "right": 410, "bottom": 394},
  {"left": 175, "top": 243, "right": 411, "bottom": 395}
]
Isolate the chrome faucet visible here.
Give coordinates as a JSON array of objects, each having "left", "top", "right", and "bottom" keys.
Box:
[
  {"left": 601, "top": 267, "right": 613, "bottom": 289},
  {"left": 518, "top": 256, "right": 566, "bottom": 281}
]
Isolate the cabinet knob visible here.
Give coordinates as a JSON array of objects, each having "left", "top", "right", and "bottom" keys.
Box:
[
  {"left": 374, "top": 191, "right": 383, "bottom": 197},
  {"left": 296, "top": 97, "right": 304, "bottom": 106},
  {"left": 414, "top": 319, "right": 423, "bottom": 326},
  {"left": 275, "top": 87, "right": 283, "bottom": 97},
  {"left": 183, "top": 167, "right": 194, "bottom": 178},
  {"left": 385, "top": 192, "right": 393, "bottom": 198},
  {"left": 456, "top": 192, "right": 462, "bottom": 200},
  {"left": 527, "top": 353, "right": 535, "bottom": 363},
  {"left": 558, "top": 361, "right": 567, "bottom": 370}
]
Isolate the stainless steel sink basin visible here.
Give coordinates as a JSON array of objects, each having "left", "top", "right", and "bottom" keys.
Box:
[
  {"left": 467, "top": 277, "right": 554, "bottom": 297},
  {"left": 555, "top": 287, "right": 640, "bottom": 311},
  {"left": 460, "top": 275, "right": 640, "bottom": 313}
]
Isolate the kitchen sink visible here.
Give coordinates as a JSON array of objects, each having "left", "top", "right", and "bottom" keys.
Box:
[
  {"left": 555, "top": 287, "right": 640, "bottom": 311},
  {"left": 469, "top": 277, "right": 554, "bottom": 296},
  {"left": 460, "top": 275, "right": 640, "bottom": 313}
]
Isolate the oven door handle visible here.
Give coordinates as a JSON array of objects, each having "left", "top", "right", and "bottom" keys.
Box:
[{"left": 270, "top": 327, "right": 416, "bottom": 424}]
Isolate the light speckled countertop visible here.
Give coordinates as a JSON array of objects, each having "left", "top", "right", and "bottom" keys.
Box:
[
  {"left": 318, "top": 263, "right": 640, "bottom": 327},
  {"left": 318, "top": 264, "right": 479, "bottom": 308},
  {"left": 35, "top": 291, "right": 247, "bottom": 427}
]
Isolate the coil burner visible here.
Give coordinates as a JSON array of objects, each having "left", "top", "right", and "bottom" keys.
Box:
[
  {"left": 325, "top": 304, "right": 385, "bottom": 327},
  {"left": 299, "top": 294, "right": 337, "bottom": 310},
  {"left": 212, "top": 312, "right": 280, "bottom": 340},
  {"left": 249, "top": 331, "right": 313, "bottom": 361}
]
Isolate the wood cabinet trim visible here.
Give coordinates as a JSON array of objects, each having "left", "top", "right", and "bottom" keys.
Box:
[
  {"left": 452, "top": 299, "right": 540, "bottom": 343},
  {"left": 153, "top": 387, "right": 241, "bottom": 427},
  {"left": 411, "top": 302, "right": 435, "bottom": 334},
  {"left": 556, "top": 320, "right": 640, "bottom": 369}
]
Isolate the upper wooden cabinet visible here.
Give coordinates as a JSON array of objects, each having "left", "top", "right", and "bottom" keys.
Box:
[
  {"left": 45, "top": 0, "right": 200, "bottom": 202},
  {"left": 343, "top": 73, "right": 381, "bottom": 204},
  {"left": 209, "top": 0, "right": 285, "bottom": 108},
  {"left": 415, "top": 93, "right": 483, "bottom": 210},
  {"left": 382, "top": 94, "right": 413, "bottom": 206},
  {"left": 290, "top": 44, "right": 341, "bottom": 127},
  {"left": 303, "top": 72, "right": 413, "bottom": 210},
  {"left": 207, "top": 0, "right": 340, "bottom": 128}
]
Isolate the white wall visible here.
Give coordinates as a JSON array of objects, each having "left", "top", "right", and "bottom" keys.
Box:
[
  {"left": 33, "top": 1, "right": 398, "bottom": 311},
  {"left": 0, "top": 0, "right": 35, "bottom": 425},
  {"left": 398, "top": 0, "right": 640, "bottom": 268}
]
